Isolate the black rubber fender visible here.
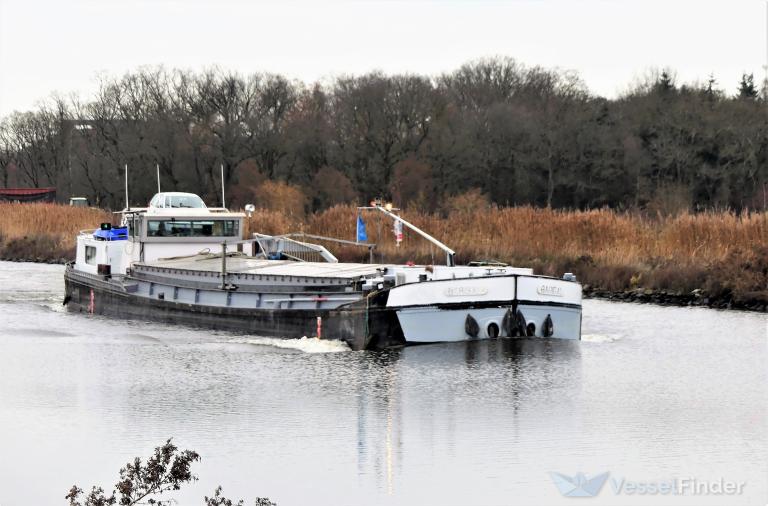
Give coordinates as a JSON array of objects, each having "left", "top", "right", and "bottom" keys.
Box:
[
  {"left": 465, "top": 314, "right": 480, "bottom": 338},
  {"left": 514, "top": 309, "right": 527, "bottom": 337},
  {"left": 503, "top": 308, "right": 527, "bottom": 337},
  {"left": 502, "top": 308, "right": 514, "bottom": 336},
  {"left": 542, "top": 314, "right": 554, "bottom": 337}
]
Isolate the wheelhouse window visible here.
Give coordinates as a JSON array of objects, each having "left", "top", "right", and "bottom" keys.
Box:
[
  {"left": 85, "top": 245, "right": 97, "bottom": 265},
  {"left": 164, "top": 195, "right": 205, "bottom": 208},
  {"left": 146, "top": 219, "right": 239, "bottom": 237},
  {"left": 149, "top": 194, "right": 206, "bottom": 209}
]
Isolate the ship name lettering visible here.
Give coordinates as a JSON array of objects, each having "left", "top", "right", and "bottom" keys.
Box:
[
  {"left": 444, "top": 286, "right": 489, "bottom": 297},
  {"left": 537, "top": 285, "right": 563, "bottom": 297}
]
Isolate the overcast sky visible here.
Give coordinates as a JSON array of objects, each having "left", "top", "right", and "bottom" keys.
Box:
[{"left": 0, "top": 0, "right": 765, "bottom": 116}]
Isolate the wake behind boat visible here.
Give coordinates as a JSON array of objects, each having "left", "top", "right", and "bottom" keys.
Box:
[{"left": 63, "top": 192, "right": 582, "bottom": 349}]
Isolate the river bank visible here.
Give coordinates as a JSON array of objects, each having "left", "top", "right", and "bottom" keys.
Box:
[
  {"left": 1, "top": 202, "right": 766, "bottom": 312},
  {"left": 583, "top": 286, "right": 766, "bottom": 312}
]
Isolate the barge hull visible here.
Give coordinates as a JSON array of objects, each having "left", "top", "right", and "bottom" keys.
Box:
[{"left": 64, "top": 270, "right": 404, "bottom": 350}]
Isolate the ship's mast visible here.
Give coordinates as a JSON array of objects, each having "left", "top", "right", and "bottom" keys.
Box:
[
  {"left": 220, "top": 163, "right": 226, "bottom": 209},
  {"left": 764, "top": 1, "right": 768, "bottom": 98}
]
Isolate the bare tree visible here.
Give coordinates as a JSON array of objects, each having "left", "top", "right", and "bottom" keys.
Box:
[{"left": 0, "top": 58, "right": 765, "bottom": 212}]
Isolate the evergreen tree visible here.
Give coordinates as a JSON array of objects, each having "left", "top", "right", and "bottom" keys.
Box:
[
  {"left": 655, "top": 71, "right": 676, "bottom": 93},
  {"left": 738, "top": 73, "right": 758, "bottom": 99}
]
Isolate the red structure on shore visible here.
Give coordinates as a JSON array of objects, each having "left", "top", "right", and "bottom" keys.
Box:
[{"left": 0, "top": 187, "right": 57, "bottom": 203}]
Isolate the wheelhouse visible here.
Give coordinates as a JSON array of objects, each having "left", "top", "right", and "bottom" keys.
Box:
[{"left": 74, "top": 192, "right": 245, "bottom": 274}]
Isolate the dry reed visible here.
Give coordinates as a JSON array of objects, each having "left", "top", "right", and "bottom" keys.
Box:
[
  {"left": 2, "top": 202, "right": 765, "bottom": 305},
  {"left": 0, "top": 203, "right": 110, "bottom": 260},
  {"left": 245, "top": 204, "right": 768, "bottom": 305},
  {"left": 243, "top": 204, "right": 767, "bottom": 267}
]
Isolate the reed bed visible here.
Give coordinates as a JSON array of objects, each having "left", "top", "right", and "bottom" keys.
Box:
[
  {"left": 246, "top": 205, "right": 767, "bottom": 306},
  {"left": 246, "top": 204, "right": 767, "bottom": 266},
  {"left": 0, "top": 203, "right": 109, "bottom": 260},
  {"left": 0, "top": 203, "right": 110, "bottom": 239},
  {"left": 1, "top": 202, "right": 765, "bottom": 306}
]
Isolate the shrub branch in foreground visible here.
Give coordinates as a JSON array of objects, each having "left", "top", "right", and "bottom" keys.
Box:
[{"left": 65, "top": 439, "right": 275, "bottom": 506}]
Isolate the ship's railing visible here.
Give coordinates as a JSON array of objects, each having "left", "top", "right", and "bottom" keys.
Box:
[
  {"left": 283, "top": 233, "right": 377, "bottom": 263},
  {"left": 252, "top": 233, "right": 338, "bottom": 263}
]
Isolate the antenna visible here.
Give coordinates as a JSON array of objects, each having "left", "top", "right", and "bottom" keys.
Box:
[
  {"left": 763, "top": 1, "right": 768, "bottom": 98},
  {"left": 156, "top": 163, "right": 161, "bottom": 193},
  {"left": 220, "top": 163, "right": 226, "bottom": 208},
  {"left": 124, "top": 163, "right": 129, "bottom": 210}
]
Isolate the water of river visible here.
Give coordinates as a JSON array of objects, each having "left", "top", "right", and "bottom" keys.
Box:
[{"left": 0, "top": 261, "right": 765, "bottom": 506}]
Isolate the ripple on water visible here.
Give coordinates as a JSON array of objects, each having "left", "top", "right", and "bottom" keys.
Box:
[
  {"left": 233, "top": 335, "right": 352, "bottom": 353},
  {"left": 581, "top": 333, "right": 621, "bottom": 343},
  {"left": 9, "top": 328, "right": 75, "bottom": 338}
]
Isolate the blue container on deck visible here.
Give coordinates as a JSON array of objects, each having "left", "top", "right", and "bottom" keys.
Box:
[{"left": 93, "top": 227, "right": 128, "bottom": 241}]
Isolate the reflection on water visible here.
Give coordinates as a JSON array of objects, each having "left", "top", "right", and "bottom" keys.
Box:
[
  {"left": 0, "top": 261, "right": 765, "bottom": 506},
  {"left": 354, "top": 339, "right": 583, "bottom": 499}
]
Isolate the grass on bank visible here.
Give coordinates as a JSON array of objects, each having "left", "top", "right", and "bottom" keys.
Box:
[
  {"left": 1, "top": 202, "right": 765, "bottom": 307},
  {"left": 247, "top": 205, "right": 768, "bottom": 307},
  {"left": 0, "top": 203, "right": 109, "bottom": 261}
]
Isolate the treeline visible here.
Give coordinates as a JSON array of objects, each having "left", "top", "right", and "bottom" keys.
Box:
[{"left": 0, "top": 57, "right": 766, "bottom": 212}]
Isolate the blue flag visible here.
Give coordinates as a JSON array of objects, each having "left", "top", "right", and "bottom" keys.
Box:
[{"left": 356, "top": 214, "right": 367, "bottom": 242}]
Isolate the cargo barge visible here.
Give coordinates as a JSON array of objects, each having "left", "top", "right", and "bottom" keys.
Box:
[{"left": 64, "top": 192, "right": 582, "bottom": 350}]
